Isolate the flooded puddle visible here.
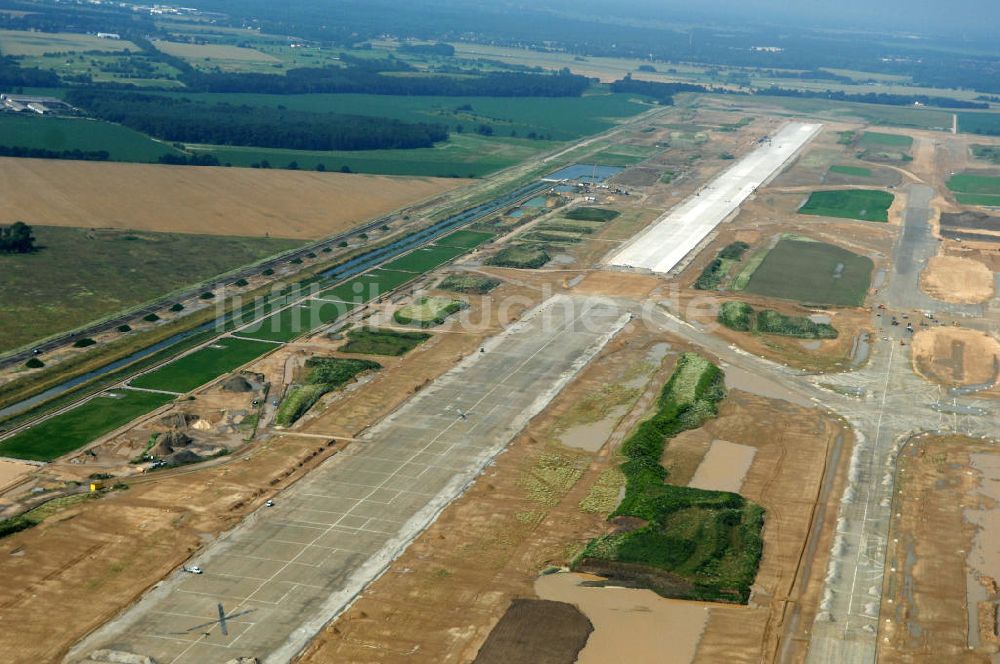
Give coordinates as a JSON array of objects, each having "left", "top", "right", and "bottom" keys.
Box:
[
  {"left": 688, "top": 440, "right": 756, "bottom": 493},
  {"left": 535, "top": 572, "right": 709, "bottom": 664},
  {"left": 559, "top": 406, "right": 627, "bottom": 452},
  {"left": 721, "top": 363, "right": 813, "bottom": 407}
]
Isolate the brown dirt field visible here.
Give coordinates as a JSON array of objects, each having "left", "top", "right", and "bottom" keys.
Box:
[
  {"left": 912, "top": 327, "right": 1000, "bottom": 387},
  {"left": 0, "top": 158, "right": 467, "bottom": 239},
  {"left": 920, "top": 255, "right": 995, "bottom": 303},
  {"left": 660, "top": 391, "right": 850, "bottom": 664},
  {"left": 473, "top": 599, "right": 593, "bottom": 664},
  {"left": 880, "top": 435, "right": 997, "bottom": 664},
  {"left": 0, "top": 459, "right": 34, "bottom": 491}
]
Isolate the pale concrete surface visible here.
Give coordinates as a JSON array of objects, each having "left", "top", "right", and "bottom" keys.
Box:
[
  {"left": 606, "top": 121, "right": 822, "bottom": 274},
  {"left": 67, "top": 295, "right": 628, "bottom": 664}
]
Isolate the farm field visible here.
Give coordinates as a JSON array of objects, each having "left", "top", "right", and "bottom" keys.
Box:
[
  {"left": 318, "top": 269, "right": 417, "bottom": 303},
  {"left": 236, "top": 300, "right": 358, "bottom": 343},
  {"left": 130, "top": 337, "right": 277, "bottom": 393},
  {"left": 743, "top": 238, "right": 874, "bottom": 306},
  {"left": 799, "top": 189, "right": 894, "bottom": 222},
  {"left": 381, "top": 244, "right": 469, "bottom": 273},
  {"left": 151, "top": 40, "right": 281, "bottom": 71},
  {"left": 192, "top": 134, "right": 556, "bottom": 177},
  {"left": 0, "top": 115, "right": 181, "bottom": 162},
  {"left": 958, "top": 112, "right": 1000, "bottom": 137},
  {"left": 947, "top": 172, "right": 1000, "bottom": 206},
  {"left": 0, "top": 158, "right": 467, "bottom": 239},
  {"left": 0, "top": 390, "right": 173, "bottom": 461},
  {"left": 0, "top": 226, "right": 302, "bottom": 353},
  {"left": 0, "top": 29, "right": 138, "bottom": 55}
]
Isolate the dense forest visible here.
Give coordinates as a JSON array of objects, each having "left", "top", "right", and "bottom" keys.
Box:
[
  {"left": 759, "top": 86, "right": 989, "bottom": 110},
  {"left": 65, "top": 90, "right": 450, "bottom": 151},
  {"left": 0, "top": 145, "right": 109, "bottom": 161},
  {"left": 609, "top": 76, "right": 710, "bottom": 103}
]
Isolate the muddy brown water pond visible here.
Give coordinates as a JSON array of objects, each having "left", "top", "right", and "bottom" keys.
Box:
[{"left": 687, "top": 440, "right": 756, "bottom": 493}]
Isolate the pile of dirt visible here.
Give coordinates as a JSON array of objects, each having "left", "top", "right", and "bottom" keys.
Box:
[
  {"left": 474, "top": 599, "right": 593, "bottom": 664},
  {"left": 221, "top": 375, "right": 254, "bottom": 393},
  {"left": 150, "top": 430, "right": 193, "bottom": 457},
  {"left": 919, "top": 255, "right": 995, "bottom": 303},
  {"left": 167, "top": 449, "right": 202, "bottom": 466},
  {"left": 158, "top": 413, "right": 198, "bottom": 429}
]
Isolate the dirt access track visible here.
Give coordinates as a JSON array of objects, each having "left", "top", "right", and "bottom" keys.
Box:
[{"left": 0, "top": 157, "right": 467, "bottom": 239}]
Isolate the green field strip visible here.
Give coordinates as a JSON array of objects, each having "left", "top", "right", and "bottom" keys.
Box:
[
  {"left": 380, "top": 245, "right": 469, "bottom": 273},
  {"left": 956, "top": 193, "right": 1000, "bottom": 207},
  {"left": 742, "top": 238, "right": 873, "bottom": 307},
  {"left": 317, "top": 269, "right": 418, "bottom": 303},
  {"left": 859, "top": 131, "right": 913, "bottom": 148},
  {"left": 130, "top": 337, "right": 277, "bottom": 392},
  {"left": 798, "top": 189, "right": 894, "bottom": 222},
  {"left": 948, "top": 173, "right": 1000, "bottom": 195},
  {"left": 0, "top": 390, "right": 174, "bottom": 461},
  {"left": 236, "top": 300, "right": 359, "bottom": 343},
  {"left": 829, "top": 165, "right": 872, "bottom": 177},
  {"left": 432, "top": 229, "right": 496, "bottom": 249}
]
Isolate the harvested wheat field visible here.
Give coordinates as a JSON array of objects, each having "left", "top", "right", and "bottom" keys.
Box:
[
  {"left": 0, "top": 158, "right": 468, "bottom": 239},
  {"left": 912, "top": 327, "right": 1000, "bottom": 386},
  {"left": 920, "top": 255, "right": 995, "bottom": 303}
]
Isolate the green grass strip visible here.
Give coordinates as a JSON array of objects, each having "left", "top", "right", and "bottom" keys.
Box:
[{"left": 130, "top": 337, "right": 277, "bottom": 392}]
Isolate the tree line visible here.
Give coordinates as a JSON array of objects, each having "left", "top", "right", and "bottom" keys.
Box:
[{"left": 65, "top": 90, "right": 449, "bottom": 151}]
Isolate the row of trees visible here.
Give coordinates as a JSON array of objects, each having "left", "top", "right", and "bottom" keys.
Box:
[
  {"left": 0, "top": 222, "right": 36, "bottom": 254},
  {"left": 66, "top": 90, "right": 449, "bottom": 151}
]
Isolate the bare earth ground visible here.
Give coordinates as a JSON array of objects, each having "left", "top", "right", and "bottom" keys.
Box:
[
  {"left": 880, "top": 435, "right": 1000, "bottom": 664},
  {"left": 919, "top": 255, "right": 995, "bottom": 303},
  {"left": 911, "top": 327, "right": 1000, "bottom": 387},
  {"left": 0, "top": 158, "right": 467, "bottom": 239},
  {"left": 0, "top": 459, "right": 34, "bottom": 491}
]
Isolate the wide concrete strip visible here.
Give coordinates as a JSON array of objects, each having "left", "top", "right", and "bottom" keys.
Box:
[
  {"left": 606, "top": 121, "right": 822, "bottom": 274},
  {"left": 68, "top": 295, "right": 629, "bottom": 664}
]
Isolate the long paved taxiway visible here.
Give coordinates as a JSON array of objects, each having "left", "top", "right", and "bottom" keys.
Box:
[
  {"left": 606, "top": 121, "right": 822, "bottom": 274},
  {"left": 69, "top": 295, "right": 629, "bottom": 664}
]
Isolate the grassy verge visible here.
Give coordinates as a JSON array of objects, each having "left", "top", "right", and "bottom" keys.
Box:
[
  {"left": 694, "top": 242, "right": 750, "bottom": 290},
  {"left": 394, "top": 296, "right": 467, "bottom": 327},
  {"left": 829, "top": 165, "right": 872, "bottom": 177},
  {"left": 718, "top": 301, "right": 838, "bottom": 339},
  {"left": 275, "top": 357, "right": 380, "bottom": 426},
  {"left": 574, "top": 353, "right": 764, "bottom": 603},
  {"left": 0, "top": 390, "right": 174, "bottom": 461},
  {"left": 340, "top": 328, "right": 431, "bottom": 356}
]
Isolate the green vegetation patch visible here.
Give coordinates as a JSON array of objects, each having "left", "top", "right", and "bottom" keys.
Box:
[
  {"left": 0, "top": 115, "right": 182, "bottom": 162},
  {"left": 563, "top": 207, "right": 620, "bottom": 222},
  {"left": 718, "top": 302, "right": 838, "bottom": 339},
  {"left": 947, "top": 173, "right": 1000, "bottom": 206},
  {"left": 743, "top": 238, "right": 873, "bottom": 306},
  {"left": 486, "top": 245, "right": 551, "bottom": 269},
  {"left": 575, "top": 354, "right": 763, "bottom": 604},
  {"left": 275, "top": 357, "right": 380, "bottom": 426},
  {"left": 340, "top": 328, "right": 431, "bottom": 356},
  {"left": 972, "top": 146, "right": 1000, "bottom": 164},
  {"left": 130, "top": 337, "right": 276, "bottom": 393},
  {"left": 0, "top": 390, "right": 174, "bottom": 461},
  {"left": 319, "top": 269, "right": 416, "bottom": 304},
  {"left": 434, "top": 229, "right": 495, "bottom": 249},
  {"left": 959, "top": 113, "right": 1000, "bottom": 137},
  {"left": 237, "top": 299, "right": 358, "bottom": 342},
  {"left": 380, "top": 244, "right": 468, "bottom": 273},
  {"left": 0, "top": 226, "right": 302, "bottom": 353},
  {"left": 829, "top": 165, "right": 872, "bottom": 177},
  {"left": 394, "top": 296, "right": 467, "bottom": 327},
  {"left": 799, "top": 189, "right": 894, "bottom": 222},
  {"left": 859, "top": 131, "right": 913, "bottom": 148},
  {"left": 438, "top": 273, "right": 501, "bottom": 294},
  {"left": 693, "top": 241, "right": 750, "bottom": 290}
]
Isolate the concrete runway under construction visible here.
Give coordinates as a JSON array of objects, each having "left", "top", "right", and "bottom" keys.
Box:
[{"left": 68, "top": 295, "right": 629, "bottom": 664}]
